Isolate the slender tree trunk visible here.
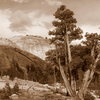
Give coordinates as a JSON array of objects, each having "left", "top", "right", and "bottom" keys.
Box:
[
  {"left": 64, "top": 34, "right": 71, "bottom": 80},
  {"left": 66, "top": 32, "right": 72, "bottom": 63},
  {"left": 55, "top": 44, "right": 75, "bottom": 97},
  {"left": 56, "top": 57, "right": 82, "bottom": 100},
  {"left": 65, "top": 27, "right": 76, "bottom": 92},
  {"left": 58, "top": 57, "right": 75, "bottom": 97},
  {"left": 20, "top": 67, "right": 28, "bottom": 80},
  {"left": 0, "top": 71, "right": 3, "bottom": 79},
  {"left": 54, "top": 66, "right": 56, "bottom": 84}
]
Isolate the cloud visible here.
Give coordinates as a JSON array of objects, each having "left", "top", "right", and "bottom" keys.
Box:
[
  {"left": 11, "top": 0, "right": 29, "bottom": 3},
  {"left": 0, "top": 10, "right": 14, "bottom": 38},
  {"left": 31, "top": 14, "right": 54, "bottom": 36},
  {"left": 8, "top": 10, "right": 53, "bottom": 36},
  {"left": 9, "top": 11, "right": 33, "bottom": 32},
  {"left": 28, "top": 14, "right": 54, "bottom": 37},
  {"left": 0, "top": 0, "right": 100, "bottom": 39},
  {"left": 80, "top": 25, "right": 100, "bottom": 33},
  {"left": 0, "top": 9, "right": 27, "bottom": 38},
  {"left": 32, "top": 14, "right": 54, "bottom": 28},
  {"left": 45, "top": 0, "right": 63, "bottom": 6},
  {"left": 64, "top": 0, "right": 100, "bottom": 26}
]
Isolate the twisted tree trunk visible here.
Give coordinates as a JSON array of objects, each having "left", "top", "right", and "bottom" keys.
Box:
[{"left": 78, "top": 46, "right": 100, "bottom": 100}]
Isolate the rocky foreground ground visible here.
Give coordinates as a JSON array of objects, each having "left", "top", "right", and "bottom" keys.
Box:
[{"left": 0, "top": 76, "right": 100, "bottom": 100}]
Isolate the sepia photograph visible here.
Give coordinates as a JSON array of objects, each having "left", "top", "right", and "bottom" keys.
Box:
[{"left": 0, "top": 0, "right": 100, "bottom": 100}]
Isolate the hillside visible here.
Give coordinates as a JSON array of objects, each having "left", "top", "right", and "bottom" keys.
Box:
[
  {"left": 0, "top": 45, "right": 51, "bottom": 83},
  {"left": 0, "top": 38, "right": 18, "bottom": 48},
  {"left": 10, "top": 35, "right": 54, "bottom": 59}
]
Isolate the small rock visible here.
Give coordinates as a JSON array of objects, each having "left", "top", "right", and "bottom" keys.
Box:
[{"left": 9, "top": 94, "right": 19, "bottom": 100}]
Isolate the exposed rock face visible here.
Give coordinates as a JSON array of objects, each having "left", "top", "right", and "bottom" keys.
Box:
[{"left": 10, "top": 35, "right": 53, "bottom": 60}]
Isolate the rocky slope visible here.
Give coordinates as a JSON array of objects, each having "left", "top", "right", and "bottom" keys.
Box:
[
  {"left": 0, "top": 77, "right": 100, "bottom": 100},
  {"left": 0, "top": 77, "right": 69, "bottom": 100},
  {"left": 10, "top": 35, "right": 54, "bottom": 60}
]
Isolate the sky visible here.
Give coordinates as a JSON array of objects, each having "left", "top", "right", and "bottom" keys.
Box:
[{"left": 0, "top": 0, "right": 100, "bottom": 38}]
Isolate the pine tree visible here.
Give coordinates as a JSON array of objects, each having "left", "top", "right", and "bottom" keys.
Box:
[{"left": 46, "top": 5, "right": 100, "bottom": 100}]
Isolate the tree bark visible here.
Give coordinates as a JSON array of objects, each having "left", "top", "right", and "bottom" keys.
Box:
[
  {"left": 83, "top": 54, "right": 100, "bottom": 94},
  {"left": 54, "top": 66, "right": 56, "bottom": 84},
  {"left": 78, "top": 45, "right": 100, "bottom": 99},
  {"left": 64, "top": 33, "right": 71, "bottom": 80},
  {"left": 58, "top": 57, "right": 75, "bottom": 97},
  {"left": 55, "top": 44, "right": 75, "bottom": 96},
  {"left": 65, "top": 27, "right": 76, "bottom": 92}
]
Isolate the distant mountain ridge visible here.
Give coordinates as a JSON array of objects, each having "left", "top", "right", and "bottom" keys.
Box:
[
  {"left": 10, "top": 35, "right": 53, "bottom": 59},
  {"left": 0, "top": 35, "right": 53, "bottom": 59}
]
